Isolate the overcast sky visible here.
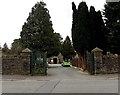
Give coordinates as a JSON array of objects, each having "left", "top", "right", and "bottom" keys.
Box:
[{"left": 0, "top": 0, "right": 106, "bottom": 48}]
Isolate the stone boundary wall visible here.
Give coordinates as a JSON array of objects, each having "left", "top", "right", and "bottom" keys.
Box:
[
  {"left": 2, "top": 56, "right": 30, "bottom": 75},
  {"left": 72, "top": 47, "right": 119, "bottom": 74},
  {"left": 96, "top": 54, "right": 119, "bottom": 74},
  {"left": 92, "top": 47, "right": 119, "bottom": 74}
]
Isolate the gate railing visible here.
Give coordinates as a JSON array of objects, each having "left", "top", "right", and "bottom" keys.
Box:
[
  {"left": 30, "top": 52, "right": 47, "bottom": 75},
  {"left": 86, "top": 51, "right": 94, "bottom": 75}
]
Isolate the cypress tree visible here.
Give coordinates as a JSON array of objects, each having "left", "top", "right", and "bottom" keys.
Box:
[
  {"left": 89, "top": 6, "right": 96, "bottom": 50},
  {"left": 76, "top": 2, "right": 90, "bottom": 55},
  {"left": 72, "top": 2, "right": 107, "bottom": 56},
  {"left": 72, "top": 2, "right": 78, "bottom": 52},
  {"left": 89, "top": 6, "right": 107, "bottom": 52}
]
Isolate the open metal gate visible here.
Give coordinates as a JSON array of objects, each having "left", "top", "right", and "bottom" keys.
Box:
[
  {"left": 30, "top": 52, "right": 47, "bottom": 75},
  {"left": 87, "top": 51, "right": 95, "bottom": 75}
]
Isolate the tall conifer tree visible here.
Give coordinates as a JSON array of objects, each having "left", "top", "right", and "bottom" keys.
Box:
[
  {"left": 20, "top": 1, "right": 62, "bottom": 57},
  {"left": 61, "top": 36, "right": 75, "bottom": 60},
  {"left": 89, "top": 6, "right": 107, "bottom": 52},
  {"left": 72, "top": 2, "right": 78, "bottom": 52},
  {"left": 72, "top": 2, "right": 107, "bottom": 55},
  {"left": 72, "top": 2, "right": 90, "bottom": 56}
]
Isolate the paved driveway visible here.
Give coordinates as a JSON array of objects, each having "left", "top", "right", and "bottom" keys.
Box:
[{"left": 2, "top": 64, "right": 118, "bottom": 93}]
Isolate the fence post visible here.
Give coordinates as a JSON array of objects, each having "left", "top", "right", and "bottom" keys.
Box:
[{"left": 92, "top": 47, "right": 103, "bottom": 74}]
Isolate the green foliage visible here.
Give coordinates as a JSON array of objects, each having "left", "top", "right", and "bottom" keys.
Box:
[
  {"left": 61, "top": 36, "right": 75, "bottom": 60},
  {"left": 2, "top": 43, "right": 10, "bottom": 55},
  {"left": 11, "top": 39, "right": 23, "bottom": 55},
  {"left": 20, "top": 1, "right": 62, "bottom": 57},
  {"left": 47, "top": 33, "right": 63, "bottom": 57},
  {"left": 0, "top": 44, "right": 1, "bottom": 50},
  {"left": 89, "top": 6, "right": 107, "bottom": 52},
  {"left": 72, "top": 2, "right": 78, "bottom": 53},
  {"left": 103, "top": 2, "right": 120, "bottom": 54},
  {"left": 72, "top": 2, "right": 107, "bottom": 55},
  {"left": 72, "top": 2, "right": 90, "bottom": 55},
  {"left": 34, "top": 68, "right": 44, "bottom": 74}
]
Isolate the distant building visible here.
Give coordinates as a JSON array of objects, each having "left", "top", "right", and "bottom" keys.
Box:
[{"left": 48, "top": 53, "right": 63, "bottom": 64}]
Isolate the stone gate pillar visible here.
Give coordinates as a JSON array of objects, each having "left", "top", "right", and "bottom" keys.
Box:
[
  {"left": 92, "top": 47, "right": 103, "bottom": 74},
  {"left": 21, "top": 48, "right": 32, "bottom": 74}
]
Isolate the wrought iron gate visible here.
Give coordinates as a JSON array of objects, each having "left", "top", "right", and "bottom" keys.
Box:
[
  {"left": 30, "top": 52, "right": 47, "bottom": 75},
  {"left": 87, "top": 51, "right": 94, "bottom": 75}
]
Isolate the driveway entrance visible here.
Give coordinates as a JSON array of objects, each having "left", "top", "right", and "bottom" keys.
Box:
[{"left": 2, "top": 64, "right": 118, "bottom": 93}]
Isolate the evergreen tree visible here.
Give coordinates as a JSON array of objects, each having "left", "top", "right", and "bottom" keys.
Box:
[
  {"left": 89, "top": 6, "right": 107, "bottom": 52},
  {"left": 103, "top": 2, "right": 120, "bottom": 54},
  {"left": 61, "top": 36, "right": 75, "bottom": 60},
  {"left": 72, "top": 2, "right": 107, "bottom": 55},
  {"left": 72, "top": 2, "right": 90, "bottom": 56},
  {"left": 0, "top": 44, "right": 1, "bottom": 50},
  {"left": 89, "top": 6, "right": 96, "bottom": 50},
  {"left": 72, "top": 2, "right": 78, "bottom": 52},
  {"left": 47, "top": 33, "right": 63, "bottom": 57},
  {"left": 11, "top": 39, "right": 23, "bottom": 55},
  {"left": 20, "top": 1, "right": 62, "bottom": 57},
  {"left": 2, "top": 43, "right": 9, "bottom": 55}
]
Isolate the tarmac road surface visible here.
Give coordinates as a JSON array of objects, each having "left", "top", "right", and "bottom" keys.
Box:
[{"left": 2, "top": 64, "right": 118, "bottom": 93}]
